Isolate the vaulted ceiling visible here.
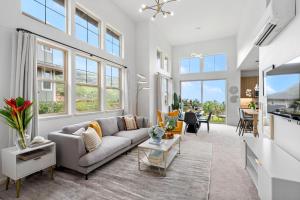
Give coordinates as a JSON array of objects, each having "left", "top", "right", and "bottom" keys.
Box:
[{"left": 112, "top": 0, "right": 246, "bottom": 46}]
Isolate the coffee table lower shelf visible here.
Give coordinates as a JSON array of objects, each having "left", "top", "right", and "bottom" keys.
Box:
[{"left": 137, "top": 135, "right": 181, "bottom": 176}]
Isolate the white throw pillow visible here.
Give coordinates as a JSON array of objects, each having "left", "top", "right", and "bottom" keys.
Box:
[
  {"left": 82, "top": 127, "right": 102, "bottom": 152},
  {"left": 72, "top": 127, "right": 85, "bottom": 136}
]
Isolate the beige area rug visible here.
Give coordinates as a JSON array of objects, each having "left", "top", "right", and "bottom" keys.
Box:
[{"left": 0, "top": 135, "right": 212, "bottom": 200}]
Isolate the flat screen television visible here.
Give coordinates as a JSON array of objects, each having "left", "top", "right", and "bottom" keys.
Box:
[{"left": 265, "top": 57, "right": 300, "bottom": 119}]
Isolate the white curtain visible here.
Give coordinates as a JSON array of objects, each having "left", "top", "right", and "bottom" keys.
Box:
[
  {"left": 9, "top": 31, "right": 38, "bottom": 144},
  {"left": 122, "top": 67, "right": 129, "bottom": 115}
]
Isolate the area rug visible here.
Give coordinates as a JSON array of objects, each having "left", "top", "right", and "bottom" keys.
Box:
[{"left": 0, "top": 135, "right": 212, "bottom": 200}]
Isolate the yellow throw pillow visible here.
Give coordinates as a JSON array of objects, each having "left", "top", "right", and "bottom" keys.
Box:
[
  {"left": 83, "top": 127, "right": 102, "bottom": 152},
  {"left": 89, "top": 121, "right": 102, "bottom": 138}
]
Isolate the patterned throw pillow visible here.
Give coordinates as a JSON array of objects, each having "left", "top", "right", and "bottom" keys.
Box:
[
  {"left": 83, "top": 127, "right": 102, "bottom": 152},
  {"left": 89, "top": 121, "right": 102, "bottom": 138},
  {"left": 72, "top": 127, "right": 85, "bottom": 136},
  {"left": 123, "top": 116, "right": 139, "bottom": 130}
]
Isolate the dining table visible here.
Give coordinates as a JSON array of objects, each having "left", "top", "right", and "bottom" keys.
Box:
[{"left": 243, "top": 109, "right": 259, "bottom": 137}]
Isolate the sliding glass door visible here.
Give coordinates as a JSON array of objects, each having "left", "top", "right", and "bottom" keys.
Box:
[{"left": 181, "top": 79, "right": 226, "bottom": 123}]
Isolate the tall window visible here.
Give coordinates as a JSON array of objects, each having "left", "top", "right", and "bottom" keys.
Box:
[
  {"left": 164, "top": 57, "right": 169, "bottom": 72},
  {"left": 204, "top": 54, "right": 227, "bottom": 72},
  {"left": 181, "top": 80, "right": 226, "bottom": 123},
  {"left": 37, "top": 43, "right": 67, "bottom": 115},
  {"left": 75, "top": 8, "right": 100, "bottom": 48},
  {"left": 105, "top": 65, "right": 121, "bottom": 110},
  {"left": 157, "top": 50, "right": 163, "bottom": 69},
  {"left": 180, "top": 57, "right": 200, "bottom": 74},
  {"left": 105, "top": 28, "right": 121, "bottom": 57},
  {"left": 21, "top": 0, "right": 66, "bottom": 32},
  {"left": 75, "top": 56, "right": 99, "bottom": 112},
  {"left": 162, "top": 78, "right": 169, "bottom": 105}
]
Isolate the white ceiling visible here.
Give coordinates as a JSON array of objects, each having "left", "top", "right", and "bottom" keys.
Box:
[{"left": 112, "top": 0, "right": 246, "bottom": 46}]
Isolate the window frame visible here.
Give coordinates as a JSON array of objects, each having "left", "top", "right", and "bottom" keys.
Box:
[
  {"left": 75, "top": 6, "right": 101, "bottom": 48},
  {"left": 37, "top": 41, "right": 68, "bottom": 117},
  {"left": 179, "top": 57, "right": 201, "bottom": 74},
  {"left": 105, "top": 26, "right": 122, "bottom": 57},
  {"left": 104, "top": 65, "right": 122, "bottom": 111},
  {"left": 75, "top": 54, "right": 101, "bottom": 113},
  {"left": 21, "top": 0, "right": 68, "bottom": 33}
]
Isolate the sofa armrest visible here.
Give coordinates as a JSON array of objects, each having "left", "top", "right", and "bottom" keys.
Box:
[{"left": 48, "top": 132, "right": 86, "bottom": 169}]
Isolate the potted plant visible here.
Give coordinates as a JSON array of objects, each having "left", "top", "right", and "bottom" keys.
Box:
[
  {"left": 0, "top": 97, "right": 33, "bottom": 150},
  {"left": 248, "top": 101, "right": 257, "bottom": 110},
  {"left": 164, "top": 117, "right": 176, "bottom": 139}
]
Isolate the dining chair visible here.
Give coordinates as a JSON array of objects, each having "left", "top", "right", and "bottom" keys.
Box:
[
  {"left": 239, "top": 109, "right": 253, "bottom": 136},
  {"left": 198, "top": 112, "right": 212, "bottom": 132}
]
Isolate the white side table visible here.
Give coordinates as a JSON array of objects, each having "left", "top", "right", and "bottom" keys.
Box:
[{"left": 1, "top": 142, "right": 56, "bottom": 198}]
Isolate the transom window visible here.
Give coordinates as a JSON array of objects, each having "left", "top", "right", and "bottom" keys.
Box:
[
  {"left": 75, "top": 8, "right": 100, "bottom": 48},
  {"left": 21, "top": 0, "right": 66, "bottom": 32},
  {"left": 75, "top": 56, "right": 99, "bottom": 112},
  {"left": 105, "top": 28, "right": 121, "bottom": 57},
  {"left": 37, "top": 43, "right": 67, "bottom": 115},
  {"left": 204, "top": 54, "right": 227, "bottom": 72},
  {"left": 105, "top": 65, "right": 121, "bottom": 110},
  {"left": 180, "top": 57, "right": 200, "bottom": 74}
]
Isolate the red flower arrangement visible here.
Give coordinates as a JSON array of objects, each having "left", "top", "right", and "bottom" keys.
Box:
[{"left": 0, "top": 97, "right": 33, "bottom": 149}]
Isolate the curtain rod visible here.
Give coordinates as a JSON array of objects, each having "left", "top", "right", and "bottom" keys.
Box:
[{"left": 16, "top": 28, "right": 127, "bottom": 69}]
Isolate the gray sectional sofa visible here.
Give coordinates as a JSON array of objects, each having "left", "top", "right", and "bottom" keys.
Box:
[{"left": 48, "top": 116, "right": 149, "bottom": 179}]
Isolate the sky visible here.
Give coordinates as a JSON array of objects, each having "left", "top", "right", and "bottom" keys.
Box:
[
  {"left": 181, "top": 80, "right": 226, "bottom": 103},
  {"left": 266, "top": 74, "right": 300, "bottom": 96}
]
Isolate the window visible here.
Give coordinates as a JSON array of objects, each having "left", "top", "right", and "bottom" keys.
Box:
[
  {"left": 21, "top": 0, "right": 66, "bottom": 32},
  {"left": 75, "top": 56, "right": 99, "bottom": 112},
  {"left": 37, "top": 43, "right": 67, "bottom": 115},
  {"left": 204, "top": 54, "right": 227, "bottom": 72},
  {"left": 105, "top": 28, "right": 121, "bottom": 57},
  {"left": 157, "top": 50, "right": 163, "bottom": 69},
  {"left": 162, "top": 78, "right": 169, "bottom": 105},
  {"left": 105, "top": 65, "right": 121, "bottom": 110},
  {"left": 181, "top": 80, "right": 226, "bottom": 123},
  {"left": 75, "top": 8, "right": 100, "bottom": 47},
  {"left": 180, "top": 57, "right": 200, "bottom": 74},
  {"left": 164, "top": 56, "right": 169, "bottom": 72}
]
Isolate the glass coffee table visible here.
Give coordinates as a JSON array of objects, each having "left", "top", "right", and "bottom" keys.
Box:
[{"left": 137, "top": 135, "right": 181, "bottom": 176}]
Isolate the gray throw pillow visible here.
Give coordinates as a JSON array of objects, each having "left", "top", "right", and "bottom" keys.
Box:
[{"left": 97, "top": 117, "right": 119, "bottom": 136}]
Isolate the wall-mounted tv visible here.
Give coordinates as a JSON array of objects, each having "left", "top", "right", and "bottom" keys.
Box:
[{"left": 265, "top": 57, "right": 300, "bottom": 119}]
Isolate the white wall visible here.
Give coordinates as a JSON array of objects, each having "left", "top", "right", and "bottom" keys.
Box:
[
  {"left": 236, "top": 0, "right": 265, "bottom": 68},
  {"left": 258, "top": 0, "right": 300, "bottom": 159},
  {"left": 0, "top": 0, "right": 136, "bottom": 178},
  {"left": 172, "top": 36, "right": 240, "bottom": 126},
  {"left": 135, "top": 21, "right": 172, "bottom": 123}
]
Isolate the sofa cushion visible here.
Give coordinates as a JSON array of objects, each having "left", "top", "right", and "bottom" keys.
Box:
[
  {"left": 62, "top": 121, "right": 91, "bottom": 134},
  {"left": 135, "top": 116, "right": 144, "bottom": 128},
  {"left": 117, "top": 116, "right": 126, "bottom": 131},
  {"left": 114, "top": 128, "right": 149, "bottom": 144},
  {"left": 82, "top": 127, "right": 102, "bottom": 152},
  {"left": 97, "top": 117, "right": 119, "bottom": 136},
  {"left": 79, "top": 136, "right": 131, "bottom": 167},
  {"left": 124, "top": 116, "right": 138, "bottom": 130}
]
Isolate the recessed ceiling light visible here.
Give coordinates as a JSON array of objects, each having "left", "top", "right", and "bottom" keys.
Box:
[{"left": 195, "top": 27, "right": 201, "bottom": 30}]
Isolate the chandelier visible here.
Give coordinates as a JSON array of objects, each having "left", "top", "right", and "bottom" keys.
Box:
[{"left": 139, "top": 0, "right": 180, "bottom": 21}]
